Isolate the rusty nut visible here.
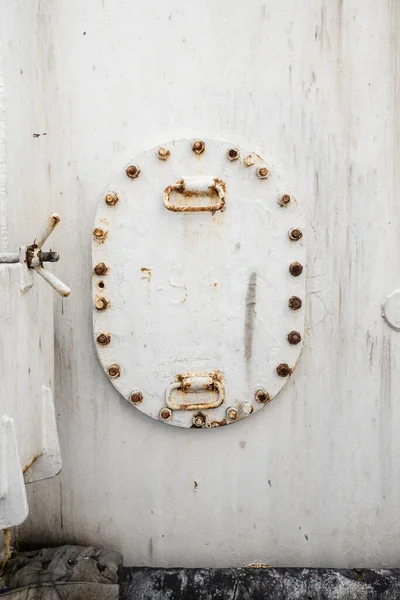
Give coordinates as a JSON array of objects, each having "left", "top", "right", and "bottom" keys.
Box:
[
  {"left": 130, "top": 391, "right": 143, "bottom": 404},
  {"left": 160, "top": 407, "right": 172, "bottom": 420},
  {"left": 192, "top": 140, "right": 205, "bottom": 154},
  {"left": 108, "top": 364, "right": 121, "bottom": 378},
  {"left": 157, "top": 147, "right": 170, "bottom": 161},
  {"left": 227, "top": 148, "right": 239, "bottom": 161},
  {"left": 94, "top": 262, "right": 108, "bottom": 276},
  {"left": 244, "top": 154, "right": 255, "bottom": 167},
  {"left": 288, "top": 296, "right": 302, "bottom": 310},
  {"left": 193, "top": 413, "right": 206, "bottom": 428},
  {"left": 226, "top": 407, "right": 238, "bottom": 420},
  {"left": 126, "top": 164, "right": 140, "bottom": 179},
  {"left": 255, "top": 389, "right": 270, "bottom": 404},
  {"left": 276, "top": 363, "right": 291, "bottom": 377},
  {"left": 93, "top": 227, "right": 107, "bottom": 241},
  {"left": 96, "top": 333, "right": 110, "bottom": 345},
  {"left": 257, "top": 166, "right": 269, "bottom": 179},
  {"left": 105, "top": 192, "right": 118, "bottom": 206},
  {"left": 289, "top": 228, "right": 303, "bottom": 241},
  {"left": 289, "top": 262, "right": 303, "bottom": 277},
  {"left": 279, "top": 194, "right": 291, "bottom": 206},
  {"left": 95, "top": 297, "right": 109, "bottom": 311},
  {"left": 288, "top": 331, "right": 302, "bottom": 345},
  {"left": 243, "top": 403, "right": 254, "bottom": 415}
]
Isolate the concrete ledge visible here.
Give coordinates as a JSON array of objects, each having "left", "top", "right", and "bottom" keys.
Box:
[{"left": 120, "top": 567, "right": 400, "bottom": 600}]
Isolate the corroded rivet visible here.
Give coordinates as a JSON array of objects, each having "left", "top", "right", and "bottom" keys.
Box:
[
  {"left": 157, "top": 147, "right": 170, "bottom": 161},
  {"left": 130, "top": 391, "right": 143, "bottom": 404},
  {"left": 105, "top": 192, "right": 118, "bottom": 206},
  {"left": 226, "top": 407, "right": 238, "bottom": 420},
  {"left": 279, "top": 194, "right": 291, "bottom": 206},
  {"left": 255, "top": 389, "right": 270, "bottom": 404},
  {"left": 160, "top": 407, "right": 172, "bottom": 420},
  {"left": 244, "top": 154, "right": 255, "bottom": 167},
  {"left": 227, "top": 148, "right": 239, "bottom": 161},
  {"left": 243, "top": 403, "right": 253, "bottom": 415},
  {"left": 192, "top": 140, "right": 205, "bottom": 154},
  {"left": 257, "top": 166, "right": 269, "bottom": 179},
  {"left": 288, "top": 331, "right": 302, "bottom": 345},
  {"left": 288, "top": 296, "right": 302, "bottom": 310},
  {"left": 126, "top": 164, "right": 140, "bottom": 179},
  {"left": 289, "top": 262, "right": 303, "bottom": 277},
  {"left": 96, "top": 333, "right": 110, "bottom": 345},
  {"left": 193, "top": 413, "right": 206, "bottom": 427},
  {"left": 93, "top": 227, "right": 107, "bottom": 241},
  {"left": 289, "top": 228, "right": 303, "bottom": 241},
  {"left": 108, "top": 364, "right": 120, "bottom": 378},
  {"left": 95, "top": 297, "right": 109, "bottom": 311},
  {"left": 94, "top": 262, "right": 108, "bottom": 276},
  {"left": 276, "top": 363, "right": 291, "bottom": 377}
]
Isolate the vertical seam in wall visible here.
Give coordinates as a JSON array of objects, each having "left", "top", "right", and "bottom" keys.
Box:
[{"left": 0, "top": 37, "right": 7, "bottom": 251}]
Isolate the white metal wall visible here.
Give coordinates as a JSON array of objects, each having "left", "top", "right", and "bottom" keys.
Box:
[{"left": 1, "top": 0, "right": 400, "bottom": 567}]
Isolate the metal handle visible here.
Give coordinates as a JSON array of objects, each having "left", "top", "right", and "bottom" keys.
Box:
[
  {"left": 163, "top": 176, "right": 226, "bottom": 212},
  {"left": 0, "top": 213, "right": 70, "bottom": 297},
  {"left": 166, "top": 372, "right": 225, "bottom": 410}
]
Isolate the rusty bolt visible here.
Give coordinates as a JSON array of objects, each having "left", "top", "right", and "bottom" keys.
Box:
[
  {"left": 289, "top": 296, "right": 302, "bottom": 310},
  {"left": 279, "top": 194, "right": 291, "bottom": 206},
  {"left": 94, "top": 262, "right": 108, "bottom": 276},
  {"left": 227, "top": 148, "right": 239, "bottom": 161},
  {"left": 276, "top": 363, "right": 291, "bottom": 377},
  {"left": 192, "top": 140, "right": 205, "bottom": 154},
  {"left": 255, "top": 389, "right": 270, "bottom": 404},
  {"left": 93, "top": 227, "right": 107, "bottom": 241},
  {"left": 126, "top": 164, "right": 140, "bottom": 179},
  {"left": 226, "top": 407, "right": 238, "bottom": 420},
  {"left": 289, "top": 262, "right": 303, "bottom": 277},
  {"left": 160, "top": 407, "right": 172, "bottom": 420},
  {"left": 288, "top": 330, "right": 302, "bottom": 345},
  {"left": 108, "top": 364, "right": 121, "bottom": 378},
  {"left": 96, "top": 333, "right": 110, "bottom": 345},
  {"left": 243, "top": 403, "right": 254, "bottom": 415},
  {"left": 95, "top": 297, "right": 109, "bottom": 311},
  {"left": 257, "top": 166, "right": 269, "bottom": 179},
  {"left": 157, "top": 147, "right": 170, "bottom": 161},
  {"left": 130, "top": 391, "right": 143, "bottom": 404},
  {"left": 105, "top": 192, "right": 118, "bottom": 206},
  {"left": 244, "top": 154, "right": 255, "bottom": 167},
  {"left": 193, "top": 413, "right": 206, "bottom": 428},
  {"left": 289, "top": 228, "right": 303, "bottom": 241}
]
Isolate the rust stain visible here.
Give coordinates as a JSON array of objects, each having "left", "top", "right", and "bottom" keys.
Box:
[
  {"left": 22, "top": 452, "right": 41, "bottom": 474},
  {"left": 209, "top": 418, "right": 227, "bottom": 428},
  {"left": 244, "top": 272, "right": 257, "bottom": 362},
  {"left": 141, "top": 267, "right": 152, "bottom": 281}
]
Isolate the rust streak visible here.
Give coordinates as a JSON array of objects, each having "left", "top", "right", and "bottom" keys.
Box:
[{"left": 22, "top": 452, "right": 41, "bottom": 474}]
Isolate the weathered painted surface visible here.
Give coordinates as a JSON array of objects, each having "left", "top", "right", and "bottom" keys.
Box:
[
  {"left": 1, "top": 0, "right": 400, "bottom": 568},
  {"left": 92, "top": 138, "right": 305, "bottom": 428}
]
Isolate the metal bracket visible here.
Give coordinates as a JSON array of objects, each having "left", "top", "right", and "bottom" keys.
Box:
[
  {"left": 0, "top": 213, "right": 70, "bottom": 297},
  {"left": 23, "top": 385, "right": 62, "bottom": 484},
  {"left": 0, "top": 417, "right": 29, "bottom": 529}
]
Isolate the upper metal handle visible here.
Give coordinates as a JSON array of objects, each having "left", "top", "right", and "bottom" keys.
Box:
[{"left": 163, "top": 176, "right": 226, "bottom": 212}]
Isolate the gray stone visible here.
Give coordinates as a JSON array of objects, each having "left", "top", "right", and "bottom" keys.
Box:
[{"left": 120, "top": 567, "right": 400, "bottom": 599}]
